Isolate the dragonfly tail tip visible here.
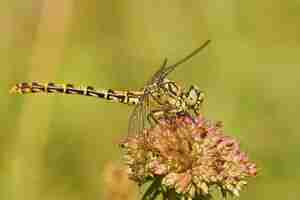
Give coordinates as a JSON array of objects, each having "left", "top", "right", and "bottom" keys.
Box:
[{"left": 9, "top": 85, "right": 20, "bottom": 94}]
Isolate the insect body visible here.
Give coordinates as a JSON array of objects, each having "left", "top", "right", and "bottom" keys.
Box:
[
  {"left": 11, "top": 82, "right": 143, "bottom": 105},
  {"left": 10, "top": 40, "right": 210, "bottom": 135}
]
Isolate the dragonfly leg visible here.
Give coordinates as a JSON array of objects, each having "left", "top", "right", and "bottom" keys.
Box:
[
  {"left": 178, "top": 110, "right": 198, "bottom": 124},
  {"left": 147, "top": 109, "right": 163, "bottom": 126},
  {"left": 149, "top": 91, "right": 165, "bottom": 106},
  {"left": 147, "top": 108, "right": 179, "bottom": 127}
]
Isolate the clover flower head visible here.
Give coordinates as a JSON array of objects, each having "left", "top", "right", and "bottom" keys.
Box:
[{"left": 120, "top": 115, "right": 257, "bottom": 199}]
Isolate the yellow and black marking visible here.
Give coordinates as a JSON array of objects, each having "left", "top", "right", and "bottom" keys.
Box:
[
  {"left": 10, "top": 81, "right": 142, "bottom": 105},
  {"left": 9, "top": 41, "right": 210, "bottom": 136}
]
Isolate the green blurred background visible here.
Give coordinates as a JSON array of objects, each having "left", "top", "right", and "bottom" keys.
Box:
[{"left": 1, "top": 1, "right": 300, "bottom": 199}]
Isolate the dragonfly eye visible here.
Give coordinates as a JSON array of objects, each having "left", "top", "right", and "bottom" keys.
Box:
[
  {"left": 186, "top": 85, "right": 205, "bottom": 109},
  {"left": 186, "top": 86, "right": 198, "bottom": 106},
  {"left": 197, "top": 92, "right": 205, "bottom": 104}
]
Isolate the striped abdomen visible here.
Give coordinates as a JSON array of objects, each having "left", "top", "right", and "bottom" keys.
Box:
[{"left": 10, "top": 81, "right": 142, "bottom": 105}]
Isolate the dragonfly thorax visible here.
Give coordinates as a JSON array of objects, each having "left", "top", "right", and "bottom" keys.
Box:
[
  {"left": 147, "top": 80, "right": 189, "bottom": 112},
  {"left": 151, "top": 80, "right": 182, "bottom": 104}
]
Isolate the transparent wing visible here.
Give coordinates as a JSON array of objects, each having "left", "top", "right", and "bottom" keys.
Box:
[
  {"left": 128, "top": 93, "right": 150, "bottom": 136},
  {"left": 146, "top": 58, "right": 168, "bottom": 86},
  {"left": 127, "top": 58, "right": 168, "bottom": 136},
  {"left": 127, "top": 58, "right": 167, "bottom": 136},
  {"left": 154, "top": 40, "right": 211, "bottom": 84}
]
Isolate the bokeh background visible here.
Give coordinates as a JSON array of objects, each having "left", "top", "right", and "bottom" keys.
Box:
[{"left": 1, "top": 1, "right": 300, "bottom": 200}]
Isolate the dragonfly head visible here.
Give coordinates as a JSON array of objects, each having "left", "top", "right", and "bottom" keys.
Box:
[{"left": 185, "top": 85, "right": 205, "bottom": 114}]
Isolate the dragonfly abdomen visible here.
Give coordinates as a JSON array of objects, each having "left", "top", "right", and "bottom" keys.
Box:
[{"left": 10, "top": 81, "right": 141, "bottom": 105}]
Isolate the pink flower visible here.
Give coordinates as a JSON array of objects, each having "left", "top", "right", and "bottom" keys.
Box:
[{"left": 120, "top": 114, "right": 258, "bottom": 199}]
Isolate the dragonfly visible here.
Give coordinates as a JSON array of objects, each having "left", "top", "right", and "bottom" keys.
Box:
[{"left": 10, "top": 40, "right": 210, "bottom": 135}]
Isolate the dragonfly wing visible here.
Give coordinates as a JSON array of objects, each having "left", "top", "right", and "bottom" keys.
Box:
[
  {"left": 128, "top": 94, "right": 150, "bottom": 136},
  {"left": 128, "top": 102, "right": 142, "bottom": 136},
  {"left": 156, "top": 40, "right": 211, "bottom": 83},
  {"left": 146, "top": 58, "right": 168, "bottom": 86}
]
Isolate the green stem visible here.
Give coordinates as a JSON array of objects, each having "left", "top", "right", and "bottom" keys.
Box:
[{"left": 163, "top": 189, "right": 178, "bottom": 200}]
